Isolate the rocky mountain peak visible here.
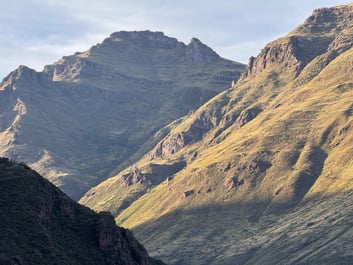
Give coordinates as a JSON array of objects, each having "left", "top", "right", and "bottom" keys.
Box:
[
  {"left": 308, "top": 4, "right": 353, "bottom": 25},
  {"left": 2, "top": 65, "right": 35, "bottom": 83},
  {"left": 108, "top": 30, "right": 183, "bottom": 49},
  {"left": 1, "top": 65, "right": 46, "bottom": 91},
  {"left": 186, "top": 37, "right": 221, "bottom": 62},
  {"left": 239, "top": 36, "right": 305, "bottom": 79},
  {"left": 42, "top": 31, "right": 227, "bottom": 82},
  {"left": 239, "top": 4, "right": 353, "bottom": 81}
]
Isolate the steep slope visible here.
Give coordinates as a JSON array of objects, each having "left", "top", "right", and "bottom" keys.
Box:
[
  {"left": 0, "top": 31, "right": 244, "bottom": 199},
  {"left": 0, "top": 157, "right": 164, "bottom": 265},
  {"left": 81, "top": 4, "right": 353, "bottom": 264}
]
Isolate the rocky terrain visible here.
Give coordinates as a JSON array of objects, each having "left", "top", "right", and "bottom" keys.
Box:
[
  {"left": 0, "top": 31, "right": 244, "bottom": 199},
  {"left": 0, "top": 157, "right": 164, "bottom": 265},
  {"left": 81, "top": 4, "right": 353, "bottom": 264},
  {"left": 2, "top": 2, "right": 353, "bottom": 265}
]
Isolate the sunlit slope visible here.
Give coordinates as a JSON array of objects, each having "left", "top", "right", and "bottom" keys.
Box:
[
  {"left": 81, "top": 4, "right": 353, "bottom": 264},
  {"left": 117, "top": 45, "right": 353, "bottom": 226}
]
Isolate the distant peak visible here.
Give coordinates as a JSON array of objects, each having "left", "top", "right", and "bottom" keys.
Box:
[
  {"left": 186, "top": 37, "right": 220, "bottom": 63},
  {"left": 240, "top": 2, "right": 353, "bottom": 80},
  {"left": 15, "top": 65, "right": 36, "bottom": 75},
  {"left": 313, "top": 3, "right": 353, "bottom": 12},
  {"left": 110, "top": 30, "right": 168, "bottom": 40},
  {"left": 1, "top": 65, "right": 37, "bottom": 87},
  {"left": 307, "top": 3, "right": 353, "bottom": 25},
  {"left": 108, "top": 30, "right": 182, "bottom": 49},
  {"left": 189, "top": 37, "right": 202, "bottom": 44}
]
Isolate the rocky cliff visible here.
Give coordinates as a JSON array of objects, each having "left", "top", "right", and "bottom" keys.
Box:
[
  {"left": 240, "top": 4, "right": 353, "bottom": 81},
  {"left": 0, "top": 30, "right": 244, "bottom": 199}
]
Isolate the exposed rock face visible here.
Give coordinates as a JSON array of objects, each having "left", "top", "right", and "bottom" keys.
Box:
[
  {"left": 122, "top": 161, "right": 187, "bottom": 187},
  {"left": 225, "top": 176, "right": 244, "bottom": 189},
  {"left": 0, "top": 31, "right": 244, "bottom": 199},
  {"left": 122, "top": 166, "right": 150, "bottom": 186},
  {"left": 151, "top": 132, "right": 188, "bottom": 159},
  {"left": 186, "top": 38, "right": 221, "bottom": 62},
  {"left": 110, "top": 31, "right": 182, "bottom": 48},
  {"left": 0, "top": 157, "right": 164, "bottom": 265},
  {"left": 150, "top": 109, "right": 222, "bottom": 159},
  {"left": 240, "top": 5, "right": 353, "bottom": 80},
  {"left": 183, "top": 190, "right": 194, "bottom": 198},
  {"left": 308, "top": 5, "right": 353, "bottom": 25},
  {"left": 237, "top": 108, "right": 262, "bottom": 127},
  {"left": 97, "top": 212, "right": 163, "bottom": 265},
  {"left": 241, "top": 36, "right": 330, "bottom": 79}
]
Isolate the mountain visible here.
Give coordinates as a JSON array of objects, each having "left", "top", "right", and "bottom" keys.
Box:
[
  {"left": 0, "top": 157, "right": 164, "bottom": 265},
  {"left": 81, "top": 3, "right": 353, "bottom": 264},
  {"left": 0, "top": 31, "right": 244, "bottom": 200}
]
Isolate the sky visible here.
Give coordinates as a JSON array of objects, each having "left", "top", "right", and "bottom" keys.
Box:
[{"left": 0, "top": 0, "right": 351, "bottom": 79}]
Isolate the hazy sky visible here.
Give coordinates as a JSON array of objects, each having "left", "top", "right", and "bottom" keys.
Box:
[{"left": 0, "top": 0, "right": 351, "bottom": 79}]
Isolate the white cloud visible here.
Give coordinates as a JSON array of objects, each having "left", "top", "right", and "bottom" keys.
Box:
[{"left": 0, "top": 0, "right": 351, "bottom": 79}]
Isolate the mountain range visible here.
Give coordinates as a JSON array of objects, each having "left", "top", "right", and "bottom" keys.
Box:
[
  {"left": 0, "top": 31, "right": 244, "bottom": 200},
  {"left": 81, "top": 3, "right": 353, "bottom": 264},
  {"left": 1, "top": 2, "right": 353, "bottom": 265}
]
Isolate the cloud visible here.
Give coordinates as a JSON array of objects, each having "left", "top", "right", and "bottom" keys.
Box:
[{"left": 0, "top": 0, "right": 351, "bottom": 79}]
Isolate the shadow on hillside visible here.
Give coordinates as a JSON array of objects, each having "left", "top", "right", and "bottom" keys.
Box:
[
  {"left": 265, "top": 146, "right": 328, "bottom": 214},
  {"left": 129, "top": 189, "right": 353, "bottom": 265}
]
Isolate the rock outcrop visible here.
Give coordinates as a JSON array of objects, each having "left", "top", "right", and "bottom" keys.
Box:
[
  {"left": 236, "top": 108, "right": 262, "bottom": 127},
  {"left": 240, "top": 4, "right": 353, "bottom": 80},
  {"left": 97, "top": 211, "right": 164, "bottom": 265},
  {"left": 150, "top": 109, "right": 222, "bottom": 159},
  {"left": 186, "top": 38, "right": 221, "bottom": 63}
]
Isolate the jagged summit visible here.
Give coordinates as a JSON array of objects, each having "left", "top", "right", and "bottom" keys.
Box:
[
  {"left": 109, "top": 30, "right": 182, "bottom": 48},
  {"left": 309, "top": 3, "right": 353, "bottom": 23},
  {"left": 107, "top": 31, "right": 221, "bottom": 62},
  {"left": 240, "top": 3, "right": 353, "bottom": 80},
  {"left": 43, "top": 30, "right": 230, "bottom": 82},
  {"left": 111, "top": 30, "right": 172, "bottom": 40},
  {"left": 186, "top": 37, "right": 220, "bottom": 62},
  {"left": 1, "top": 65, "right": 36, "bottom": 87}
]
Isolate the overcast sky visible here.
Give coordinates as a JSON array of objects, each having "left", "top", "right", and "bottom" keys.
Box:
[{"left": 0, "top": 0, "right": 351, "bottom": 79}]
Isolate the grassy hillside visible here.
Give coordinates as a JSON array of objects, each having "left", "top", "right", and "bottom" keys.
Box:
[{"left": 81, "top": 4, "right": 353, "bottom": 264}]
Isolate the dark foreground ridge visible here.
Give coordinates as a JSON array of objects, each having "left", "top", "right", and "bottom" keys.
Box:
[{"left": 0, "top": 157, "right": 164, "bottom": 265}]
